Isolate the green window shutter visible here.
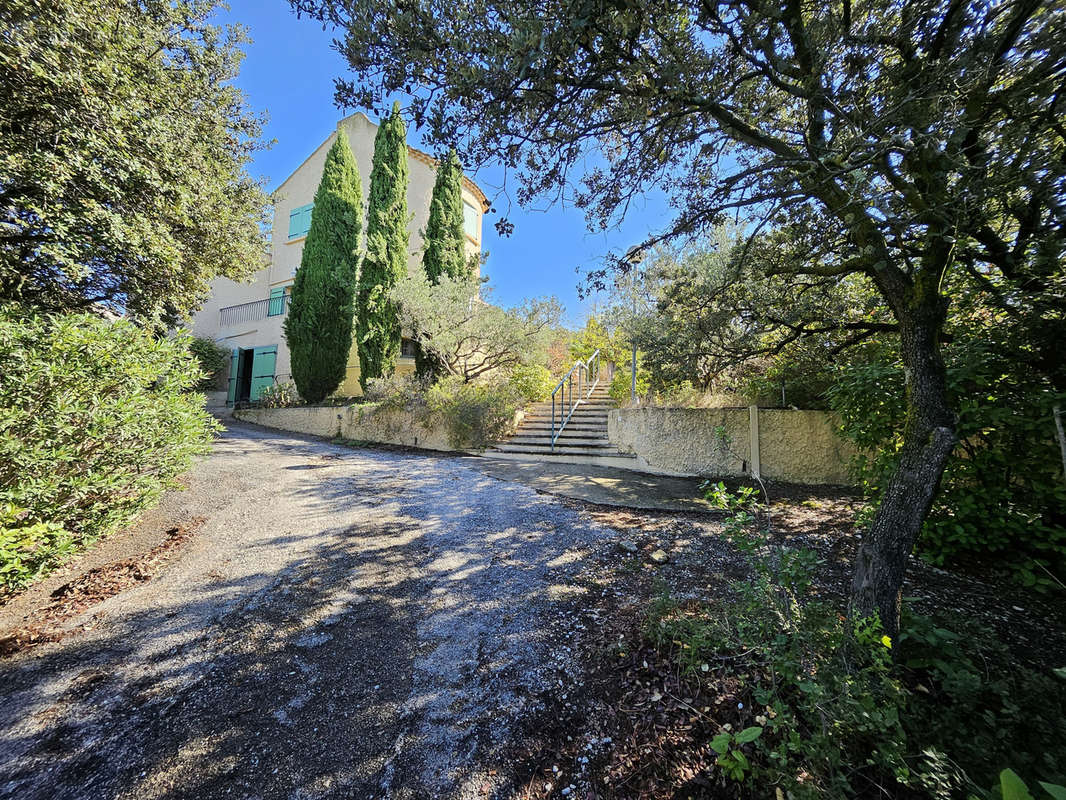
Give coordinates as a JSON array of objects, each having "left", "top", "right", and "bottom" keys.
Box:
[
  {"left": 267, "top": 286, "right": 285, "bottom": 316},
  {"left": 288, "top": 203, "right": 313, "bottom": 239},
  {"left": 463, "top": 201, "right": 479, "bottom": 241},
  {"left": 226, "top": 349, "right": 239, "bottom": 406},
  {"left": 249, "top": 345, "right": 277, "bottom": 402}
]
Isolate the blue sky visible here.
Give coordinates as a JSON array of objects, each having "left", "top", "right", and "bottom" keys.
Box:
[{"left": 214, "top": 0, "right": 671, "bottom": 325}]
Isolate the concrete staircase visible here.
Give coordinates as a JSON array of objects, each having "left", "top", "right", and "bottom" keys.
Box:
[{"left": 487, "top": 382, "right": 639, "bottom": 467}]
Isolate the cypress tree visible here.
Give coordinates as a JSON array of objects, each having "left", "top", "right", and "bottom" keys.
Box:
[
  {"left": 416, "top": 148, "right": 467, "bottom": 378},
  {"left": 422, "top": 149, "right": 467, "bottom": 283},
  {"left": 357, "top": 102, "right": 409, "bottom": 391},
  {"left": 283, "top": 128, "right": 362, "bottom": 403}
]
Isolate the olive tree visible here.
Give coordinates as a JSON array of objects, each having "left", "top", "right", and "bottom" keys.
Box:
[{"left": 392, "top": 269, "right": 561, "bottom": 382}]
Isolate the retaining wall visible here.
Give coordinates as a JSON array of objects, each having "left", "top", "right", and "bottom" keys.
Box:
[
  {"left": 608, "top": 406, "right": 857, "bottom": 485},
  {"left": 235, "top": 404, "right": 454, "bottom": 451}
]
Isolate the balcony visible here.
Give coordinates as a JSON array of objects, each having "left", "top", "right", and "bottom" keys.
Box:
[{"left": 219, "top": 295, "right": 290, "bottom": 327}]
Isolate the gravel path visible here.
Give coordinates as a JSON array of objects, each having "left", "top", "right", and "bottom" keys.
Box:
[{"left": 0, "top": 422, "right": 614, "bottom": 800}]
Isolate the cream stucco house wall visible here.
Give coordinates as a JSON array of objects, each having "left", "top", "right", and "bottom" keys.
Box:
[{"left": 188, "top": 111, "right": 488, "bottom": 403}]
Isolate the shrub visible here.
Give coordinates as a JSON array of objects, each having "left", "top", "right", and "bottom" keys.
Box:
[
  {"left": 508, "top": 364, "right": 555, "bottom": 404},
  {"left": 648, "top": 482, "right": 915, "bottom": 798},
  {"left": 0, "top": 309, "right": 217, "bottom": 593},
  {"left": 426, "top": 376, "right": 520, "bottom": 449},
  {"left": 609, "top": 363, "right": 651, "bottom": 405},
  {"left": 826, "top": 337, "right": 1066, "bottom": 590},
  {"left": 897, "top": 608, "right": 1066, "bottom": 792},
  {"left": 256, "top": 381, "right": 302, "bottom": 409},
  {"left": 362, "top": 373, "right": 429, "bottom": 410},
  {"left": 647, "top": 481, "right": 1066, "bottom": 797},
  {"left": 189, "top": 335, "right": 230, "bottom": 391}
]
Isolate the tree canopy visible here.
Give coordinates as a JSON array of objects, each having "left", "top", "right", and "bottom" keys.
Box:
[
  {"left": 295, "top": 0, "right": 1066, "bottom": 637},
  {"left": 284, "top": 128, "right": 363, "bottom": 403},
  {"left": 357, "top": 102, "right": 409, "bottom": 390},
  {"left": 1, "top": 0, "right": 269, "bottom": 322},
  {"left": 392, "top": 269, "right": 561, "bottom": 382}
]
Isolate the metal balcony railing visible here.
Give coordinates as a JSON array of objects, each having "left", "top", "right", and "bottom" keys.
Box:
[{"left": 219, "top": 295, "right": 290, "bottom": 327}]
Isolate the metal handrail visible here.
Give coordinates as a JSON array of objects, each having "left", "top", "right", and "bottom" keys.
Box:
[
  {"left": 219, "top": 295, "right": 291, "bottom": 327},
  {"left": 550, "top": 348, "right": 601, "bottom": 450}
]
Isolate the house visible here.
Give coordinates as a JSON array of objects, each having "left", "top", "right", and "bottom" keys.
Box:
[{"left": 187, "top": 111, "right": 488, "bottom": 404}]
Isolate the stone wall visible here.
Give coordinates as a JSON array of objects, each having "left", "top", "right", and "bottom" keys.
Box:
[
  {"left": 235, "top": 404, "right": 454, "bottom": 451},
  {"left": 608, "top": 406, "right": 857, "bottom": 485}
]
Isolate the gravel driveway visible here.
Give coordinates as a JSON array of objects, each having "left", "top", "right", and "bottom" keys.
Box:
[{"left": 0, "top": 421, "right": 614, "bottom": 800}]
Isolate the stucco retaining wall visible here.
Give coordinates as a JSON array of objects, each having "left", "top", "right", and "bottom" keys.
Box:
[
  {"left": 608, "top": 406, "right": 857, "bottom": 485},
  {"left": 234, "top": 404, "right": 455, "bottom": 451}
]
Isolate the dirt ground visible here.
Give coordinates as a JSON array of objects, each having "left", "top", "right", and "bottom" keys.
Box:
[{"left": 2, "top": 422, "right": 1062, "bottom": 800}]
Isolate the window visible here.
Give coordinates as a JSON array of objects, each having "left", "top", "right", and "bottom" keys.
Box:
[
  {"left": 463, "top": 200, "right": 479, "bottom": 241},
  {"left": 267, "top": 286, "right": 286, "bottom": 316},
  {"left": 288, "top": 203, "right": 313, "bottom": 239},
  {"left": 400, "top": 337, "right": 418, "bottom": 358}
]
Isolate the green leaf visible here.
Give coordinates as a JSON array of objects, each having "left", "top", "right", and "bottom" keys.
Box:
[
  {"left": 1038, "top": 783, "right": 1066, "bottom": 800},
  {"left": 1000, "top": 769, "right": 1035, "bottom": 800},
  {"left": 710, "top": 733, "right": 732, "bottom": 755},
  {"left": 735, "top": 726, "right": 763, "bottom": 744}
]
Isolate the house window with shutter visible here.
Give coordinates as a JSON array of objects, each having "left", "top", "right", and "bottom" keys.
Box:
[
  {"left": 463, "top": 201, "right": 479, "bottom": 242},
  {"left": 288, "top": 203, "right": 313, "bottom": 239}
]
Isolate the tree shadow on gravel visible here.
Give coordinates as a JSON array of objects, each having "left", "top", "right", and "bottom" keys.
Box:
[{"left": 0, "top": 437, "right": 611, "bottom": 800}]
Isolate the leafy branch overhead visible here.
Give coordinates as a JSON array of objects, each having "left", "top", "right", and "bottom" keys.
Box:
[{"left": 296, "top": 0, "right": 1066, "bottom": 639}]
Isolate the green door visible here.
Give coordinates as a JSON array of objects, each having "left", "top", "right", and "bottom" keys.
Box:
[
  {"left": 226, "top": 348, "right": 239, "bottom": 406},
  {"left": 248, "top": 345, "right": 277, "bottom": 402}
]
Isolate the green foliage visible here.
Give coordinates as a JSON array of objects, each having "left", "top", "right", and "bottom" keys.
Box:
[
  {"left": 897, "top": 608, "right": 1066, "bottom": 792},
  {"left": 569, "top": 317, "right": 628, "bottom": 368},
  {"left": 827, "top": 334, "right": 1066, "bottom": 590},
  {"left": 508, "top": 364, "right": 554, "bottom": 403},
  {"left": 392, "top": 268, "right": 561, "bottom": 382},
  {"left": 358, "top": 102, "right": 409, "bottom": 391},
  {"left": 422, "top": 149, "right": 467, "bottom": 283},
  {"left": 426, "top": 376, "right": 520, "bottom": 449},
  {"left": 0, "top": 309, "right": 217, "bottom": 593},
  {"left": 651, "top": 481, "right": 1066, "bottom": 797},
  {"left": 0, "top": 504, "right": 75, "bottom": 593},
  {"left": 362, "top": 374, "right": 429, "bottom": 411},
  {"left": 284, "top": 128, "right": 363, "bottom": 403},
  {"left": 0, "top": 0, "right": 268, "bottom": 322},
  {"left": 994, "top": 770, "right": 1066, "bottom": 800},
  {"left": 608, "top": 361, "right": 650, "bottom": 405},
  {"left": 255, "top": 381, "right": 302, "bottom": 409},
  {"left": 189, "top": 336, "right": 230, "bottom": 392}
]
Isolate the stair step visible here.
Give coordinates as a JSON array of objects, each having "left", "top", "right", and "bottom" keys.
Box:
[
  {"left": 491, "top": 444, "right": 636, "bottom": 458},
  {"left": 523, "top": 409, "right": 610, "bottom": 418},
  {"left": 507, "top": 436, "right": 611, "bottom": 447},
  {"left": 517, "top": 425, "right": 607, "bottom": 434}
]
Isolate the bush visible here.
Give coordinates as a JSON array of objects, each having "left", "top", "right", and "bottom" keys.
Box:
[
  {"left": 0, "top": 309, "right": 217, "bottom": 593},
  {"left": 826, "top": 337, "right": 1066, "bottom": 590},
  {"left": 256, "top": 381, "right": 302, "bottom": 409},
  {"left": 646, "top": 482, "right": 1066, "bottom": 798},
  {"left": 426, "top": 376, "right": 520, "bottom": 449},
  {"left": 189, "top": 335, "right": 230, "bottom": 391},
  {"left": 648, "top": 482, "right": 914, "bottom": 798},
  {"left": 362, "top": 373, "right": 429, "bottom": 410},
  {"left": 609, "top": 363, "right": 651, "bottom": 405},
  {"left": 508, "top": 363, "right": 555, "bottom": 403}
]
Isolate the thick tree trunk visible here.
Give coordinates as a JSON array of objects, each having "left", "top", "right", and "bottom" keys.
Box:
[{"left": 849, "top": 309, "right": 956, "bottom": 642}]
